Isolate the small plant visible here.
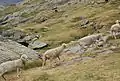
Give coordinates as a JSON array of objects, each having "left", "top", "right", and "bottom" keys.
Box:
[
  {"left": 70, "top": 17, "right": 81, "bottom": 22},
  {"left": 83, "top": 52, "right": 98, "bottom": 58},
  {"left": 33, "top": 72, "right": 55, "bottom": 81}
]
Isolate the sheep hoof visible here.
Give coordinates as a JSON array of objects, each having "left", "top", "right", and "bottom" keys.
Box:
[{"left": 17, "top": 75, "right": 20, "bottom": 78}]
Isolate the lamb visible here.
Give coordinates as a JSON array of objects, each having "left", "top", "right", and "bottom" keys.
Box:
[
  {"left": 0, "top": 54, "right": 28, "bottom": 81},
  {"left": 42, "top": 43, "right": 67, "bottom": 66},
  {"left": 77, "top": 33, "right": 104, "bottom": 48},
  {"left": 110, "top": 20, "right": 120, "bottom": 39}
]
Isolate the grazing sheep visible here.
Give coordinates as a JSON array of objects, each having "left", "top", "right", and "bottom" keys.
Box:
[
  {"left": 110, "top": 20, "right": 120, "bottom": 39},
  {"left": 78, "top": 33, "right": 103, "bottom": 48},
  {"left": 0, "top": 54, "right": 28, "bottom": 81},
  {"left": 42, "top": 43, "right": 67, "bottom": 66}
]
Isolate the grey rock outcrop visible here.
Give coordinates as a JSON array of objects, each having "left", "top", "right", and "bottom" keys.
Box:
[
  {"left": 28, "top": 40, "right": 48, "bottom": 49},
  {"left": 0, "top": 35, "right": 40, "bottom": 64},
  {"left": 64, "top": 44, "right": 86, "bottom": 54},
  {"left": 1, "top": 29, "right": 47, "bottom": 49},
  {"left": 1, "top": 29, "right": 26, "bottom": 41}
]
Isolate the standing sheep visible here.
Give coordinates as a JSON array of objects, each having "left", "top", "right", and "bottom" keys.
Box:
[
  {"left": 42, "top": 43, "right": 67, "bottom": 66},
  {"left": 0, "top": 54, "right": 28, "bottom": 81},
  {"left": 78, "top": 33, "right": 104, "bottom": 48},
  {"left": 110, "top": 20, "right": 120, "bottom": 39}
]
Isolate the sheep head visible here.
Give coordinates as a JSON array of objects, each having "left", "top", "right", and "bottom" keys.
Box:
[
  {"left": 20, "top": 54, "right": 29, "bottom": 61},
  {"left": 38, "top": 54, "right": 43, "bottom": 61},
  {"left": 62, "top": 43, "right": 67, "bottom": 48},
  {"left": 97, "top": 33, "right": 104, "bottom": 41},
  {"left": 115, "top": 20, "right": 120, "bottom": 24}
]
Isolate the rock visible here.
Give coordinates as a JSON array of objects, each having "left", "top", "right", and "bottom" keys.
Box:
[
  {"left": 1, "top": 29, "right": 26, "bottom": 41},
  {"left": 64, "top": 44, "right": 86, "bottom": 54},
  {"left": 18, "top": 35, "right": 33, "bottom": 43},
  {"left": 18, "top": 34, "right": 39, "bottom": 43},
  {"left": 93, "top": 49, "right": 114, "bottom": 54},
  {"left": 0, "top": 5, "right": 5, "bottom": 11},
  {"left": 1, "top": 14, "right": 12, "bottom": 22},
  {"left": 28, "top": 40, "right": 48, "bottom": 49},
  {"left": 1, "top": 30, "right": 45, "bottom": 48},
  {"left": 0, "top": 10, "right": 32, "bottom": 26},
  {"left": 80, "top": 19, "right": 89, "bottom": 27},
  {"left": 0, "top": 35, "right": 40, "bottom": 63}
]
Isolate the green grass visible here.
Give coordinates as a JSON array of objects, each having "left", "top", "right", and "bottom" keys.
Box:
[
  {"left": 10, "top": 53, "right": 119, "bottom": 81},
  {"left": 12, "top": 0, "right": 119, "bottom": 54}
]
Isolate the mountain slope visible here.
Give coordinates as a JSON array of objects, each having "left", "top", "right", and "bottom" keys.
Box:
[
  {"left": 0, "top": 0, "right": 120, "bottom": 81},
  {"left": 3, "top": 52, "right": 120, "bottom": 81}
]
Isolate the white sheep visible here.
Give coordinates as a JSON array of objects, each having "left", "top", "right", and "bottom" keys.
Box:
[
  {"left": 110, "top": 20, "right": 120, "bottom": 39},
  {"left": 42, "top": 43, "right": 67, "bottom": 66},
  {"left": 0, "top": 54, "right": 28, "bottom": 81},
  {"left": 77, "top": 33, "right": 103, "bottom": 48}
]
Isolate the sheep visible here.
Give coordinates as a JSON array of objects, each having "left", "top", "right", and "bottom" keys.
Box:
[
  {"left": 77, "top": 33, "right": 104, "bottom": 48},
  {"left": 0, "top": 54, "right": 28, "bottom": 81},
  {"left": 110, "top": 20, "right": 120, "bottom": 39},
  {"left": 42, "top": 43, "right": 68, "bottom": 66}
]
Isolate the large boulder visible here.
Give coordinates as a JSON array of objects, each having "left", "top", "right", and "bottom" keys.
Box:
[
  {"left": 0, "top": 35, "right": 40, "bottom": 63},
  {"left": 1, "top": 29, "right": 26, "bottom": 41},
  {"left": 28, "top": 40, "right": 48, "bottom": 49},
  {"left": 1, "top": 30, "right": 47, "bottom": 49}
]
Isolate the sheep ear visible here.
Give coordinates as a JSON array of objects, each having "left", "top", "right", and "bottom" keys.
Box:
[{"left": 115, "top": 20, "right": 120, "bottom": 23}]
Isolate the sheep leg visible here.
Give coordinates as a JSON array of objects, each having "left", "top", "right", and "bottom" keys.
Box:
[
  {"left": 114, "top": 33, "right": 117, "bottom": 39},
  {"left": 113, "top": 32, "right": 117, "bottom": 39},
  {"left": 49, "top": 58, "right": 55, "bottom": 68},
  {"left": 57, "top": 56, "right": 61, "bottom": 65},
  {"left": 2, "top": 74, "right": 6, "bottom": 81},
  {"left": 111, "top": 31, "right": 114, "bottom": 39},
  {"left": 114, "top": 35, "right": 117, "bottom": 39},
  {"left": 43, "top": 60, "right": 46, "bottom": 66},
  {"left": 19, "top": 68, "right": 22, "bottom": 77},
  {"left": 57, "top": 56, "right": 60, "bottom": 60},
  {"left": 42, "top": 57, "right": 47, "bottom": 66},
  {"left": 79, "top": 53, "right": 82, "bottom": 59},
  {"left": 17, "top": 68, "right": 20, "bottom": 78}
]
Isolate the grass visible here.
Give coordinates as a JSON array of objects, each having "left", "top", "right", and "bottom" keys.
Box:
[
  {"left": 24, "top": 60, "right": 43, "bottom": 70},
  {"left": 29, "top": 53, "right": 120, "bottom": 81},
  {"left": 12, "top": 0, "right": 120, "bottom": 53},
  {"left": 4, "top": 52, "right": 120, "bottom": 81}
]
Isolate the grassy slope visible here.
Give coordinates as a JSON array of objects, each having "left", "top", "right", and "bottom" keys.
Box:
[
  {"left": 15, "top": 0, "right": 120, "bottom": 52},
  {"left": 3, "top": 53, "right": 120, "bottom": 81},
  {"left": 1, "top": 0, "right": 120, "bottom": 81}
]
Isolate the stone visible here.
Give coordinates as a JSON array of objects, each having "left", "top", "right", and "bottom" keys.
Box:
[
  {"left": 28, "top": 40, "right": 48, "bottom": 49},
  {"left": 64, "top": 44, "right": 86, "bottom": 54},
  {"left": 1, "top": 29, "right": 26, "bottom": 41},
  {"left": 0, "top": 35, "right": 40, "bottom": 63},
  {"left": 80, "top": 19, "right": 89, "bottom": 26}
]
